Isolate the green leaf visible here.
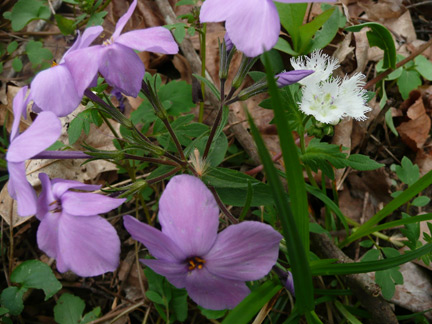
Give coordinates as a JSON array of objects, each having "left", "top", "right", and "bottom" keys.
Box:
[
  {"left": 275, "top": 2, "right": 308, "bottom": 51},
  {"left": 341, "top": 170, "right": 432, "bottom": 246},
  {"left": 361, "top": 249, "right": 380, "bottom": 262},
  {"left": 55, "top": 14, "right": 75, "bottom": 35},
  {"left": 68, "top": 115, "right": 84, "bottom": 145},
  {"left": 192, "top": 73, "right": 221, "bottom": 100},
  {"left": 200, "top": 307, "right": 227, "bottom": 319},
  {"left": 345, "top": 154, "right": 384, "bottom": 171},
  {"left": 0, "top": 287, "right": 26, "bottom": 316},
  {"left": 7, "top": 41, "right": 18, "bottom": 54},
  {"left": 80, "top": 307, "right": 101, "bottom": 323},
  {"left": 170, "top": 289, "right": 188, "bottom": 322},
  {"left": 397, "top": 69, "right": 422, "bottom": 99},
  {"left": 274, "top": 37, "right": 298, "bottom": 56},
  {"left": 175, "top": 0, "right": 195, "bottom": 5},
  {"left": 10, "top": 260, "right": 61, "bottom": 300},
  {"left": 222, "top": 281, "right": 282, "bottom": 324},
  {"left": 7, "top": 0, "right": 51, "bottom": 31},
  {"left": 298, "top": 7, "right": 335, "bottom": 53},
  {"left": 359, "top": 240, "right": 374, "bottom": 248},
  {"left": 334, "top": 301, "right": 362, "bottom": 324},
  {"left": 146, "top": 291, "right": 165, "bottom": 305},
  {"left": 86, "top": 11, "right": 107, "bottom": 27},
  {"left": 0, "top": 62, "right": 3, "bottom": 74},
  {"left": 25, "top": 40, "right": 53, "bottom": 65},
  {"left": 12, "top": 57, "right": 23, "bottom": 72},
  {"left": 414, "top": 55, "right": 432, "bottom": 80},
  {"left": 345, "top": 23, "right": 396, "bottom": 69},
  {"left": 412, "top": 196, "right": 430, "bottom": 207},
  {"left": 375, "top": 268, "right": 403, "bottom": 299},
  {"left": 395, "top": 156, "right": 420, "bottom": 186},
  {"left": 54, "top": 294, "right": 85, "bottom": 324},
  {"left": 158, "top": 80, "right": 195, "bottom": 115}
]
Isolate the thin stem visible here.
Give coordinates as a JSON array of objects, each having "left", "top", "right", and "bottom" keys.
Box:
[
  {"left": 123, "top": 154, "right": 178, "bottom": 166},
  {"left": 203, "top": 80, "right": 225, "bottom": 160},
  {"left": 160, "top": 118, "right": 186, "bottom": 161},
  {"left": 299, "top": 128, "right": 319, "bottom": 189},
  {"left": 208, "top": 186, "right": 238, "bottom": 224},
  {"left": 198, "top": 23, "right": 207, "bottom": 123},
  {"left": 147, "top": 167, "right": 182, "bottom": 185}
]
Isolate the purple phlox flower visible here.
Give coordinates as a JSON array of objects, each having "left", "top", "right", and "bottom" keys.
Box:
[
  {"left": 6, "top": 87, "right": 62, "bottom": 217},
  {"left": 111, "top": 88, "right": 126, "bottom": 113},
  {"left": 124, "top": 175, "right": 282, "bottom": 310},
  {"left": 200, "top": 0, "right": 334, "bottom": 58},
  {"left": 30, "top": 26, "right": 103, "bottom": 117},
  {"left": 224, "top": 32, "right": 234, "bottom": 53},
  {"left": 36, "top": 173, "right": 125, "bottom": 277},
  {"left": 65, "top": 0, "right": 179, "bottom": 98},
  {"left": 276, "top": 69, "right": 314, "bottom": 87}
]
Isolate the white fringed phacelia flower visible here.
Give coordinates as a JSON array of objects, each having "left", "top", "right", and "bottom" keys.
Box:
[{"left": 291, "top": 50, "right": 371, "bottom": 124}]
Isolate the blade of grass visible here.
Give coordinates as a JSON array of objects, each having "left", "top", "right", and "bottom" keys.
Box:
[
  {"left": 262, "top": 52, "right": 309, "bottom": 252},
  {"left": 248, "top": 111, "right": 314, "bottom": 313},
  {"left": 310, "top": 242, "right": 432, "bottom": 275},
  {"left": 340, "top": 170, "right": 432, "bottom": 247}
]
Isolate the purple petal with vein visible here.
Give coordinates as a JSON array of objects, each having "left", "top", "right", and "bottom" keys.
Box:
[
  {"left": 185, "top": 267, "right": 250, "bottom": 310},
  {"left": 124, "top": 215, "right": 186, "bottom": 261},
  {"left": 205, "top": 222, "right": 282, "bottom": 281},
  {"left": 158, "top": 174, "right": 219, "bottom": 257},
  {"left": 7, "top": 111, "right": 61, "bottom": 162},
  {"left": 61, "top": 192, "right": 125, "bottom": 216},
  {"left": 7, "top": 162, "right": 37, "bottom": 217},
  {"left": 276, "top": 70, "right": 315, "bottom": 87},
  {"left": 98, "top": 43, "right": 145, "bottom": 97},
  {"left": 112, "top": 0, "right": 137, "bottom": 39},
  {"left": 116, "top": 27, "right": 179, "bottom": 54},
  {"left": 10, "top": 87, "right": 28, "bottom": 141},
  {"left": 55, "top": 212, "right": 120, "bottom": 276}
]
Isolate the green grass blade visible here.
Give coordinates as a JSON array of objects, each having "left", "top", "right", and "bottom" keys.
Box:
[
  {"left": 248, "top": 111, "right": 314, "bottom": 313},
  {"left": 222, "top": 281, "right": 282, "bottom": 324},
  {"left": 341, "top": 170, "right": 432, "bottom": 247},
  {"left": 192, "top": 73, "right": 221, "bottom": 100},
  {"left": 334, "top": 301, "right": 362, "bottom": 324},
  {"left": 262, "top": 51, "right": 309, "bottom": 252},
  {"left": 310, "top": 243, "right": 432, "bottom": 275}
]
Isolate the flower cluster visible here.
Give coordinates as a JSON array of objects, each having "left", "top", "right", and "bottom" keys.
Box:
[
  {"left": 124, "top": 175, "right": 282, "bottom": 310},
  {"left": 291, "top": 50, "right": 371, "bottom": 124}
]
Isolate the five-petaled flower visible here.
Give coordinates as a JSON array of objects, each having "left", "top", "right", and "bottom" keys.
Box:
[
  {"left": 200, "top": 0, "right": 333, "bottom": 58},
  {"left": 65, "top": 0, "right": 179, "bottom": 98},
  {"left": 6, "top": 87, "right": 62, "bottom": 217},
  {"left": 124, "top": 175, "right": 282, "bottom": 310},
  {"left": 36, "top": 173, "right": 125, "bottom": 277}
]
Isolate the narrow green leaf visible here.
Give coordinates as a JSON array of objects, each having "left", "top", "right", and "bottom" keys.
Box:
[
  {"left": 262, "top": 52, "right": 309, "bottom": 252},
  {"left": 345, "top": 23, "right": 396, "bottom": 69},
  {"left": 192, "top": 73, "right": 221, "bottom": 100},
  {"left": 248, "top": 110, "right": 313, "bottom": 312},
  {"left": 311, "top": 243, "right": 432, "bottom": 275},
  {"left": 54, "top": 14, "right": 75, "bottom": 35},
  {"left": 239, "top": 180, "right": 253, "bottom": 221},
  {"left": 341, "top": 170, "right": 432, "bottom": 246},
  {"left": 298, "top": 7, "right": 335, "bottom": 53},
  {"left": 275, "top": 2, "right": 307, "bottom": 50},
  {"left": 222, "top": 281, "right": 282, "bottom": 324},
  {"left": 334, "top": 301, "right": 362, "bottom": 324}
]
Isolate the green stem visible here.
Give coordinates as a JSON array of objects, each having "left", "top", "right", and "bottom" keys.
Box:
[
  {"left": 198, "top": 23, "right": 207, "bottom": 123},
  {"left": 299, "top": 129, "right": 319, "bottom": 189}
]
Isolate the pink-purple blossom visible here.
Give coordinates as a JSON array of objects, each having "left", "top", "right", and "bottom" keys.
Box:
[
  {"left": 200, "top": 0, "right": 333, "bottom": 57},
  {"left": 6, "top": 87, "right": 62, "bottom": 217},
  {"left": 36, "top": 173, "right": 125, "bottom": 277},
  {"left": 30, "top": 26, "right": 103, "bottom": 116},
  {"left": 65, "top": 0, "right": 179, "bottom": 98},
  {"left": 124, "top": 175, "right": 282, "bottom": 310}
]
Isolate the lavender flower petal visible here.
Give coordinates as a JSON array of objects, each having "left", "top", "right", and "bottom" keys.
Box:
[
  {"left": 11, "top": 87, "right": 28, "bottom": 141},
  {"left": 158, "top": 174, "right": 219, "bottom": 257},
  {"left": 141, "top": 259, "right": 188, "bottom": 288},
  {"left": 7, "top": 112, "right": 61, "bottom": 162},
  {"left": 65, "top": 45, "right": 104, "bottom": 96},
  {"left": 116, "top": 27, "right": 179, "bottom": 54},
  {"left": 199, "top": 0, "right": 239, "bottom": 22},
  {"left": 51, "top": 178, "right": 101, "bottom": 198},
  {"left": 37, "top": 173, "right": 56, "bottom": 220},
  {"left": 55, "top": 212, "right": 121, "bottom": 276},
  {"left": 7, "top": 162, "right": 37, "bottom": 216},
  {"left": 204, "top": 221, "right": 282, "bottom": 281},
  {"left": 98, "top": 43, "right": 145, "bottom": 97},
  {"left": 124, "top": 215, "right": 186, "bottom": 261},
  {"left": 31, "top": 64, "right": 81, "bottom": 116},
  {"left": 185, "top": 267, "right": 250, "bottom": 310},
  {"left": 61, "top": 191, "right": 125, "bottom": 216},
  {"left": 276, "top": 70, "right": 315, "bottom": 87},
  {"left": 36, "top": 210, "right": 60, "bottom": 258},
  {"left": 225, "top": 0, "right": 280, "bottom": 57},
  {"left": 112, "top": 0, "right": 137, "bottom": 39}
]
